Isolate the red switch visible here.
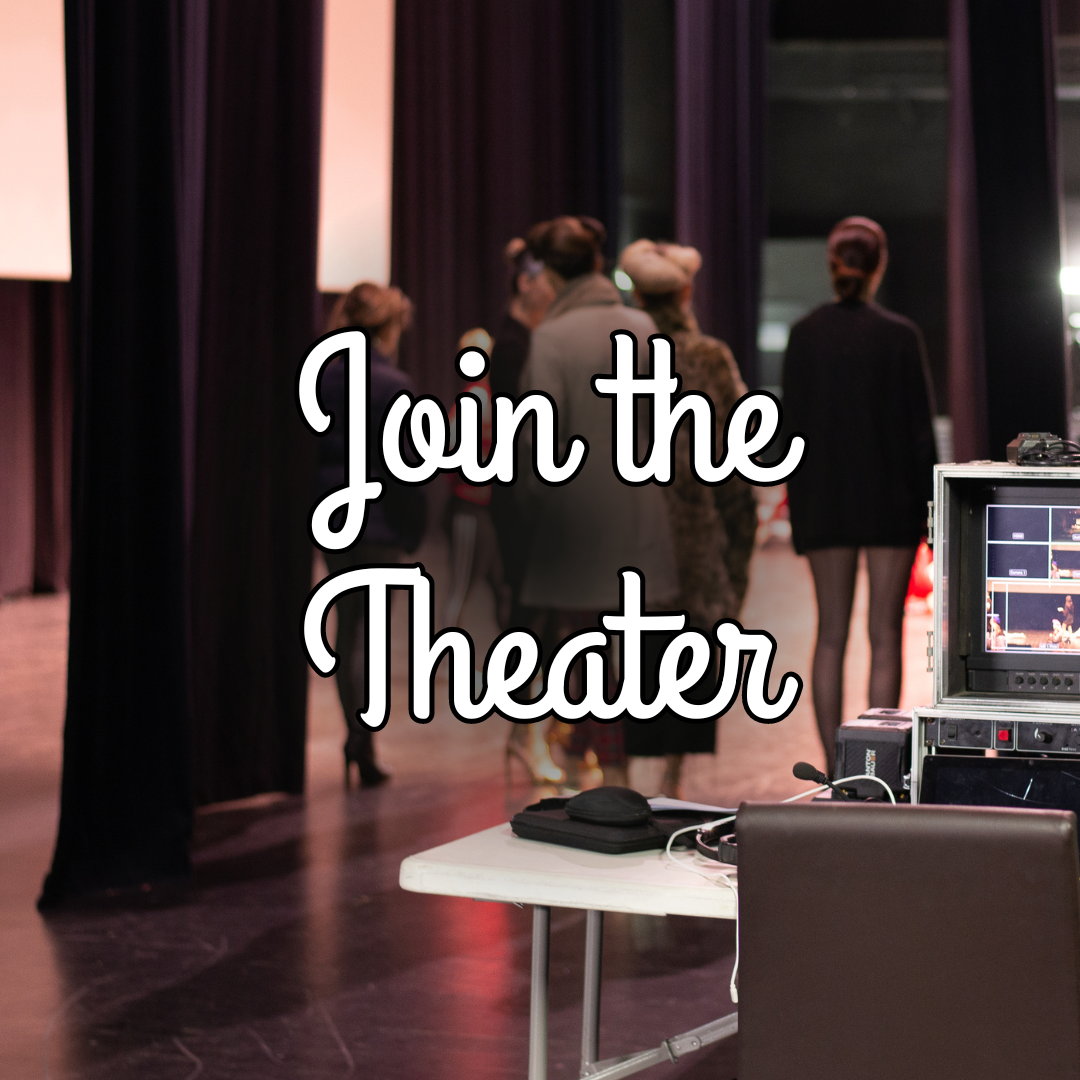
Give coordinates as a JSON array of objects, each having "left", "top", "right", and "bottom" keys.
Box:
[{"left": 997, "top": 728, "right": 1010, "bottom": 742}]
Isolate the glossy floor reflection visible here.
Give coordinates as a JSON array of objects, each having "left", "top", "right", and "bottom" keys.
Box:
[
  {"left": 0, "top": 541, "right": 932, "bottom": 1079},
  {"left": 35, "top": 783, "right": 739, "bottom": 1079}
]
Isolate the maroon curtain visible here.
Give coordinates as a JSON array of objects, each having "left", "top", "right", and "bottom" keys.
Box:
[
  {"left": 674, "top": 0, "right": 768, "bottom": 389},
  {"left": 187, "top": 0, "right": 323, "bottom": 805},
  {"left": 0, "top": 281, "right": 71, "bottom": 598},
  {"left": 31, "top": 282, "right": 73, "bottom": 592},
  {"left": 390, "top": 0, "right": 620, "bottom": 404},
  {"left": 0, "top": 282, "right": 36, "bottom": 596}
]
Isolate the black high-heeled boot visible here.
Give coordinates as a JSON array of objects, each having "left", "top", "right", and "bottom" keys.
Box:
[{"left": 344, "top": 727, "right": 390, "bottom": 789}]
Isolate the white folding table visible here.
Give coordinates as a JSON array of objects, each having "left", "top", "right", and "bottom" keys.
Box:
[{"left": 399, "top": 823, "right": 738, "bottom": 1080}]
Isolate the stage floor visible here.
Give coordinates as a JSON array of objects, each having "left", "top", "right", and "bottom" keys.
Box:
[{"left": 0, "top": 538, "right": 931, "bottom": 1079}]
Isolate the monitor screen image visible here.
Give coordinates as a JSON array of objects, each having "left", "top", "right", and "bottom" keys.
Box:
[{"left": 986, "top": 504, "right": 1080, "bottom": 651}]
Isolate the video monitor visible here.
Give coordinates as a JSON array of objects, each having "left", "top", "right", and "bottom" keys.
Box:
[
  {"left": 986, "top": 504, "right": 1080, "bottom": 653},
  {"left": 940, "top": 471, "right": 1080, "bottom": 703}
]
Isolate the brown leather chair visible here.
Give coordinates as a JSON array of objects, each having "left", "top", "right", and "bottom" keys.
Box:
[{"left": 737, "top": 802, "right": 1080, "bottom": 1079}]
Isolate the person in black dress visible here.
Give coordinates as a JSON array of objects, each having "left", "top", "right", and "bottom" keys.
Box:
[
  {"left": 320, "top": 283, "right": 427, "bottom": 787},
  {"left": 489, "top": 237, "right": 554, "bottom": 624},
  {"left": 488, "top": 238, "right": 561, "bottom": 785},
  {"left": 782, "top": 217, "right": 936, "bottom": 773}
]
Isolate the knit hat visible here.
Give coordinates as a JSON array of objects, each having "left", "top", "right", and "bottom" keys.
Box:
[{"left": 618, "top": 239, "right": 702, "bottom": 294}]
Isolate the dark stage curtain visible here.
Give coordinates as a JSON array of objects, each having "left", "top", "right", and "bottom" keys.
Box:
[
  {"left": 0, "top": 281, "right": 71, "bottom": 598},
  {"left": 42, "top": 2, "right": 192, "bottom": 905},
  {"left": 947, "top": 0, "right": 989, "bottom": 461},
  {"left": 674, "top": 0, "right": 767, "bottom": 390},
  {"left": 391, "top": 0, "right": 620, "bottom": 403},
  {"left": 43, "top": 0, "right": 323, "bottom": 903},
  {"left": 188, "top": 0, "right": 323, "bottom": 804},
  {"left": 949, "top": 0, "right": 1066, "bottom": 459}
]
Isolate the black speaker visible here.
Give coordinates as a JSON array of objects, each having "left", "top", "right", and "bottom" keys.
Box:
[{"left": 834, "top": 710, "right": 912, "bottom": 800}]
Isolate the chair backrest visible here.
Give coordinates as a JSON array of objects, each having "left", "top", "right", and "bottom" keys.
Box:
[{"left": 737, "top": 801, "right": 1080, "bottom": 1080}]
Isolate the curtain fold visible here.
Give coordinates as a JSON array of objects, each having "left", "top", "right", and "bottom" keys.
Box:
[
  {"left": 187, "top": 0, "right": 322, "bottom": 804},
  {"left": 947, "top": 0, "right": 989, "bottom": 461},
  {"left": 674, "top": 0, "right": 768, "bottom": 390},
  {"left": 32, "top": 282, "right": 73, "bottom": 592},
  {"left": 171, "top": 0, "right": 209, "bottom": 544},
  {"left": 391, "top": 0, "right": 621, "bottom": 404},
  {"left": 950, "top": 0, "right": 1066, "bottom": 459}
]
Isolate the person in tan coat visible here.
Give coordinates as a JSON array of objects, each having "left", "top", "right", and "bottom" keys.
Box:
[
  {"left": 617, "top": 239, "right": 758, "bottom": 797},
  {"left": 519, "top": 217, "right": 679, "bottom": 786}
]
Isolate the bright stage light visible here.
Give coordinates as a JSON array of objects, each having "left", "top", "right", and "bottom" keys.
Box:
[{"left": 1061, "top": 267, "right": 1080, "bottom": 294}]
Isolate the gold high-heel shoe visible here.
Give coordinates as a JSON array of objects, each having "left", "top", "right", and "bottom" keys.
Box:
[{"left": 505, "top": 723, "right": 565, "bottom": 786}]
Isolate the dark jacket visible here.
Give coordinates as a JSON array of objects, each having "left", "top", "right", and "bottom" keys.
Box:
[
  {"left": 488, "top": 313, "right": 533, "bottom": 600},
  {"left": 317, "top": 346, "right": 426, "bottom": 552},
  {"left": 489, "top": 313, "right": 530, "bottom": 398},
  {"left": 782, "top": 300, "right": 936, "bottom": 554}
]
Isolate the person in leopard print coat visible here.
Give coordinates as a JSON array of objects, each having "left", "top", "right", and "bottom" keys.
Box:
[{"left": 617, "top": 239, "right": 758, "bottom": 796}]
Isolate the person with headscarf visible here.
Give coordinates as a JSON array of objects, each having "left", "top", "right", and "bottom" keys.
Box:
[{"left": 617, "top": 239, "right": 758, "bottom": 797}]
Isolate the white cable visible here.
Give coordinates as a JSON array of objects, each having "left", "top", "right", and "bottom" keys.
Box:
[
  {"left": 663, "top": 815, "right": 735, "bottom": 863},
  {"left": 782, "top": 784, "right": 829, "bottom": 803},
  {"left": 831, "top": 773, "right": 897, "bottom": 804},
  {"left": 842, "top": 773, "right": 896, "bottom": 803},
  {"left": 783, "top": 773, "right": 897, "bottom": 804},
  {"left": 659, "top": 774, "right": 895, "bottom": 1002},
  {"left": 717, "top": 870, "right": 739, "bottom": 1002},
  {"left": 662, "top": 817, "right": 739, "bottom": 1001}
]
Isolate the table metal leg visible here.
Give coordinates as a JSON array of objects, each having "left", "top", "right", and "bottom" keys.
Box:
[
  {"left": 529, "top": 905, "right": 551, "bottom": 1080},
  {"left": 581, "top": 1013, "right": 739, "bottom": 1080},
  {"left": 580, "top": 910, "right": 603, "bottom": 1073}
]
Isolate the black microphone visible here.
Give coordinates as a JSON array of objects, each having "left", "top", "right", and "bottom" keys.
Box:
[{"left": 793, "top": 761, "right": 850, "bottom": 800}]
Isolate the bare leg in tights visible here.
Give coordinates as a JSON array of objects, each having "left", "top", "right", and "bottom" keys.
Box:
[{"left": 807, "top": 546, "right": 918, "bottom": 774}]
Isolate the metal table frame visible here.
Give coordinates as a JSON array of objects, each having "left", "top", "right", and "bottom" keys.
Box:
[
  {"left": 399, "top": 824, "right": 739, "bottom": 1078},
  {"left": 527, "top": 905, "right": 737, "bottom": 1080}
]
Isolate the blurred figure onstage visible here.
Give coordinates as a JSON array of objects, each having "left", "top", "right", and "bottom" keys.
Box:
[
  {"left": 782, "top": 217, "right": 936, "bottom": 773},
  {"left": 518, "top": 216, "right": 678, "bottom": 789},
  {"left": 321, "top": 283, "right": 427, "bottom": 787},
  {"left": 488, "top": 240, "right": 564, "bottom": 785},
  {"left": 617, "top": 239, "right": 758, "bottom": 798}
]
